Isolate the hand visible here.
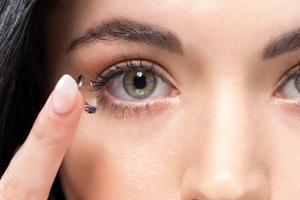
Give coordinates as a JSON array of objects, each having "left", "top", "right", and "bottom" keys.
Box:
[{"left": 0, "top": 74, "right": 83, "bottom": 199}]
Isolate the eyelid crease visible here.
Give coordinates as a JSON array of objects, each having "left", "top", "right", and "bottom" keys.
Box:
[{"left": 81, "top": 57, "right": 180, "bottom": 119}]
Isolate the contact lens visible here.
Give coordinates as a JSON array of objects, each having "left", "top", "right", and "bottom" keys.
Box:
[{"left": 76, "top": 75, "right": 97, "bottom": 114}]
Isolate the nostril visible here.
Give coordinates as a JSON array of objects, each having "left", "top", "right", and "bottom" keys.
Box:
[
  {"left": 181, "top": 169, "right": 269, "bottom": 200},
  {"left": 197, "top": 177, "right": 248, "bottom": 199}
]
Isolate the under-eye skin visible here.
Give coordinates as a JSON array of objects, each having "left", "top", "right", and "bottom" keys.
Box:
[{"left": 88, "top": 59, "right": 180, "bottom": 119}]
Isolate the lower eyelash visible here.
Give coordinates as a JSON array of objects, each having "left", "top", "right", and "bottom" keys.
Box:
[
  {"left": 87, "top": 59, "right": 178, "bottom": 118},
  {"left": 97, "top": 93, "right": 155, "bottom": 119},
  {"left": 95, "top": 86, "right": 179, "bottom": 119}
]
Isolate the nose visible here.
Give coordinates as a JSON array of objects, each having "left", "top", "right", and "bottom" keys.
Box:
[{"left": 180, "top": 82, "right": 270, "bottom": 200}]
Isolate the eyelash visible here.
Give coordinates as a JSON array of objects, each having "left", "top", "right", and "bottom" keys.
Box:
[
  {"left": 84, "top": 58, "right": 300, "bottom": 117},
  {"left": 92, "top": 59, "right": 172, "bottom": 89},
  {"left": 89, "top": 59, "right": 177, "bottom": 118},
  {"left": 276, "top": 62, "right": 300, "bottom": 92}
]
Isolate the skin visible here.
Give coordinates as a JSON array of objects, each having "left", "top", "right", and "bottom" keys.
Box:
[{"left": 1, "top": 0, "right": 300, "bottom": 199}]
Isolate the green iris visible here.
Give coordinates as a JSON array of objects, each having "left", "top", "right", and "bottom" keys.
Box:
[
  {"left": 296, "top": 76, "right": 300, "bottom": 93},
  {"left": 123, "top": 70, "right": 157, "bottom": 99}
]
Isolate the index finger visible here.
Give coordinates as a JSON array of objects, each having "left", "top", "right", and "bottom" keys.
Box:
[{"left": 0, "top": 74, "right": 83, "bottom": 199}]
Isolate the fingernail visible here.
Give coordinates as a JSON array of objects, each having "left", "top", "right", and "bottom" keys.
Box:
[{"left": 51, "top": 74, "right": 78, "bottom": 115}]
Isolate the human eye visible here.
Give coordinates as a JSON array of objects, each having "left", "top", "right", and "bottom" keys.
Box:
[
  {"left": 79, "top": 59, "right": 180, "bottom": 118},
  {"left": 274, "top": 62, "right": 300, "bottom": 101}
]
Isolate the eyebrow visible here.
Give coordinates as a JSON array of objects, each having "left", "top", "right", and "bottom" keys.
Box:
[
  {"left": 68, "top": 18, "right": 184, "bottom": 54},
  {"left": 263, "top": 27, "right": 300, "bottom": 60}
]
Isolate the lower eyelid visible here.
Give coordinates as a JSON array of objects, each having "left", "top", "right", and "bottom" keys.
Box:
[
  {"left": 96, "top": 88, "right": 180, "bottom": 119},
  {"left": 271, "top": 97, "right": 300, "bottom": 114},
  {"left": 103, "top": 83, "right": 180, "bottom": 103}
]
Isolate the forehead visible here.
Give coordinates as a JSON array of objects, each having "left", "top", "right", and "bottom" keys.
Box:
[
  {"left": 51, "top": 0, "right": 300, "bottom": 27},
  {"left": 47, "top": 0, "right": 300, "bottom": 61}
]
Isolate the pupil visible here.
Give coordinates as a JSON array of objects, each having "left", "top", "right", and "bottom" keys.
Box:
[{"left": 133, "top": 73, "right": 147, "bottom": 89}]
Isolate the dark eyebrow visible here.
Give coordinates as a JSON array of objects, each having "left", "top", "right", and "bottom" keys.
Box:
[
  {"left": 263, "top": 27, "right": 300, "bottom": 60},
  {"left": 68, "top": 18, "right": 183, "bottom": 54}
]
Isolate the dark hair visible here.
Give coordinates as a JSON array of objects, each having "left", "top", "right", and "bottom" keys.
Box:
[{"left": 0, "top": 0, "right": 65, "bottom": 199}]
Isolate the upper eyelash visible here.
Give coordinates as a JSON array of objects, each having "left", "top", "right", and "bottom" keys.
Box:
[
  {"left": 90, "top": 60, "right": 300, "bottom": 98},
  {"left": 90, "top": 59, "right": 174, "bottom": 91},
  {"left": 84, "top": 59, "right": 177, "bottom": 118},
  {"left": 277, "top": 63, "right": 300, "bottom": 90}
]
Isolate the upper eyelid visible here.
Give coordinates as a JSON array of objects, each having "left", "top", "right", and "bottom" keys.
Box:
[
  {"left": 100, "top": 59, "right": 159, "bottom": 76},
  {"left": 91, "top": 59, "right": 177, "bottom": 91},
  {"left": 97, "top": 59, "right": 159, "bottom": 81},
  {"left": 274, "top": 63, "right": 300, "bottom": 92}
]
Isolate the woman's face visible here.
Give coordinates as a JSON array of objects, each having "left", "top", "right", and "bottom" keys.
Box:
[{"left": 46, "top": 0, "right": 300, "bottom": 199}]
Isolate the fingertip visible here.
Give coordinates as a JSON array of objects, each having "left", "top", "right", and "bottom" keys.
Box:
[{"left": 51, "top": 74, "right": 79, "bottom": 115}]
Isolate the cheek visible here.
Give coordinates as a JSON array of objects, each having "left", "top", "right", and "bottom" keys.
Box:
[
  {"left": 262, "top": 103, "right": 300, "bottom": 196},
  {"left": 61, "top": 106, "right": 188, "bottom": 199}
]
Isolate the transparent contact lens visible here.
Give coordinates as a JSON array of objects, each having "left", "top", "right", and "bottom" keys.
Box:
[{"left": 76, "top": 75, "right": 97, "bottom": 114}]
